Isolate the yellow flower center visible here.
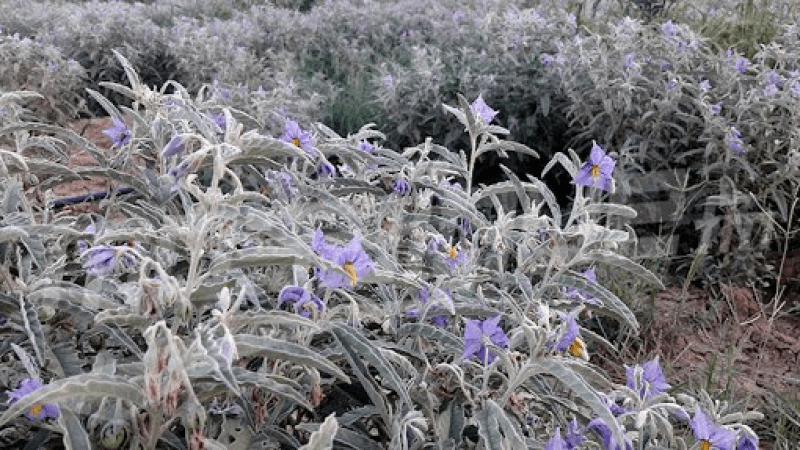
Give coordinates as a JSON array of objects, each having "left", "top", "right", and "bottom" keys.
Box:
[
  {"left": 590, "top": 164, "right": 601, "bottom": 179},
  {"left": 343, "top": 261, "right": 358, "bottom": 286},
  {"left": 568, "top": 339, "right": 584, "bottom": 357},
  {"left": 291, "top": 137, "right": 302, "bottom": 148},
  {"left": 700, "top": 440, "right": 711, "bottom": 450},
  {"left": 29, "top": 404, "right": 43, "bottom": 418},
  {"left": 449, "top": 246, "right": 458, "bottom": 259}
]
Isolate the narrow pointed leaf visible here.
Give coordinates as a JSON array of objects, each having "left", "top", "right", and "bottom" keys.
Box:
[{"left": 234, "top": 335, "right": 349, "bottom": 382}]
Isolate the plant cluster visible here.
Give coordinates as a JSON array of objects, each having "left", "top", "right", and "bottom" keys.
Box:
[{"left": 0, "top": 53, "right": 765, "bottom": 449}]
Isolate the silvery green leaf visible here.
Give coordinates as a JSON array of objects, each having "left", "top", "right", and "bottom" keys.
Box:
[
  {"left": 556, "top": 274, "right": 638, "bottom": 331},
  {"left": 228, "top": 310, "right": 320, "bottom": 331},
  {"left": 542, "top": 151, "right": 577, "bottom": 178},
  {"left": 0, "top": 225, "right": 45, "bottom": 270},
  {"left": 331, "top": 323, "right": 412, "bottom": 407},
  {"left": 93, "top": 324, "right": 143, "bottom": 360},
  {"left": 367, "top": 269, "right": 425, "bottom": 290},
  {"left": 476, "top": 400, "right": 525, "bottom": 450},
  {"left": 190, "top": 280, "right": 237, "bottom": 305},
  {"left": 300, "top": 187, "right": 365, "bottom": 229},
  {"left": 295, "top": 423, "right": 377, "bottom": 450},
  {"left": 475, "top": 406, "right": 507, "bottom": 450},
  {"left": 111, "top": 50, "right": 144, "bottom": 93},
  {"left": 94, "top": 308, "right": 152, "bottom": 329},
  {"left": 10, "top": 343, "right": 38, "bottom": 379},
  {"left": 475, "top": 140, "right": 539, "bottom": 162},
  {"left": 17, "top": 159, "right": 82, "bottom": 181},
  {"left": 583, "top": 203, "right": 638, "bottom": 219},
  {"left": 207, "top": 246, "right": 317, "bottom": 275},
  {"left": 0, "top": 122, "right": 108, "bottom": 166},
  {"left": 298, "top": 413, "right": 338, "bottom": 450},
  {"left": 27, "top": 286, "right": 119, "bottom": 311},
  {"left": 446, "top": 400, "right": 465, "bottom": 448},
  {"left": 338, "top": 406, "right": 379, "bottom": 426},
  {"left": 59, "top": 408, "right": 91, "bottom": 450},
  {"left": 426, "top": 186, "right": 484, "bottom": 227},
  {"left": 234, "top": 335, "right": 349, "bottom": 382},
  {"left": 442, "top": 102, "right": 468, "bottom": 130},
  {"left": 324, "top": 179, "right": 385, "bottom": 197},
  {"left": 0, "top": 375, "right": 145, "bottom": 429},
  {"left": 397, "top": 323, "right": 463, "bottom": 353},
  {"left": 70, "top": 167, "right": 151, "bottom": 195},
  {"left": 571, "top": 250, "right": 664, "bottom": 289},
  {"left": 501, "top": 357, "right": 626, "bottom": 449},
  {"left": 234, "top": 368, "right": 312, "bottom": 411},
  {"left": 51, "top": 341, "right": 84, "bottom": 378},
  {"left": 85, "top": 88, "right": 124, "bottom": 120},
  {"left": 0, "top": 150, "right": 28, "bottom": 175},
  {"left": 19, "top": 296, "right": 46, "bottom": 367},
  {"left": 525, "top": 176, "right": 562, "bottom": 226},
  {"left": 117, "top": 201, "right": 165, "bottom": 227}
]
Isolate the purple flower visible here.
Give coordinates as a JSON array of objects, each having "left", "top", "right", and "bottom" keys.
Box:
[
  {"left": 726, "top": 127, "right": 745, "bottom": 155},
  {"left": 317, "top": 161, "right": 335, "bottom": 178},
  {"left": 161, "top": 135, "right": 185, "bottom": 158},
  {"left": 77, "top": 224, "right": 95, "bottom": 254},
  {"left": 765, "top": 70, "right": 782, "bottom": 86},
  {"left": 6, "top": 378, "right": 60, "bottom": 422},
  {"left": 545, "top": 428, "right": 568, "bottom": 450},
  {"left": 102, "top": 117, "right": 131, "bottom": 148},
  {"left": 666, "top": 79, "right": 678, "bottom": 90},
  {"left": 552, "top": 313, "right": 586, "bottom": 358},
  {"left": 444, "top": 245, "right": 468, "bottom": 272},
  {"left": 689, "top": 406, "right": 737, "bottom": 450},
  {"left": 312, "top": 229, "right": 374, "bottom": 289},
  {"left": 625, "top": 358, "right": 670, "bottom": 400},
  {"left": 565, "top": 417, "right": 585, "bottom": 449},
  {"left": 565, "top": 268, "right": 601, "bottom": 306},
  {"left": 82, "top": 245, "right": 118, "bottom": 277},
  {"left": 278, "top": 286, "right": 324, "bottom": 318},
  {"left": 574, "top": 143, "right": 616, "bottom": 192},
  {"left": 734, "top": 57, "right": 749, "bottom": 74},
  {"left": 207, "top": 112, "right": 226, "bottom": 129},
  {"left": 358, "top": 139, "right": 373, "bottom": 153},
  {"left": 625, "top": 53, "right": 637, "bottom": 69},
  {"left": 604, "top": 394, "right": 628, "bottom": 416},
  {"left": 406, "top": 287, "right": 451, "bottom": 327},
  {"left": 661, "top": 20, "right": 677, "bottom": 36},
  {"left": 587, "top": 418, "right": 633, "bottom": 450},
  {"left": 700, "top": 80, "right": 712, "bottom": 91},
  {"left": 280, "top": 120, "right": 315, "bottom": 156},
  {"left": 382, "top": 74, "right": 394, "bottom": 87},
  {"left": 470, "top": 95, "right": 498, "bottom": 125},
  {"left": 265, "top": 170, "right": 296, "bottom": 201},
  {"left": 763, "top": 83, "right": 779, "bottom": 96},
  {"left": 542, "top": 54, "right": 555, "bottom": 67},
  {"left": 709, "top": 102, "right": 722, "bottom": 115},
  {"left": 463, "top": 315, "right": 509, "bottom": 364},
  {"left": 167, "top": 157, "right": 196, "bottom": 192},
  {"left": 393, "top": 178, "right": 411, "bottom": 196},
  {"left": 736, "top": 432, "right": 758, "bottom": 450}
]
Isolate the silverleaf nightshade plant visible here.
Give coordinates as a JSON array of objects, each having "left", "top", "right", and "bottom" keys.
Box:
[{"left": 0, "top": 40, "right": 767, "bottom": 450}]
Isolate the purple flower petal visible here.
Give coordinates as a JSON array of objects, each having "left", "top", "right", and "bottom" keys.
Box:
[{"left": 102, "top": 117, "right": 131, "bottom": 148}]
